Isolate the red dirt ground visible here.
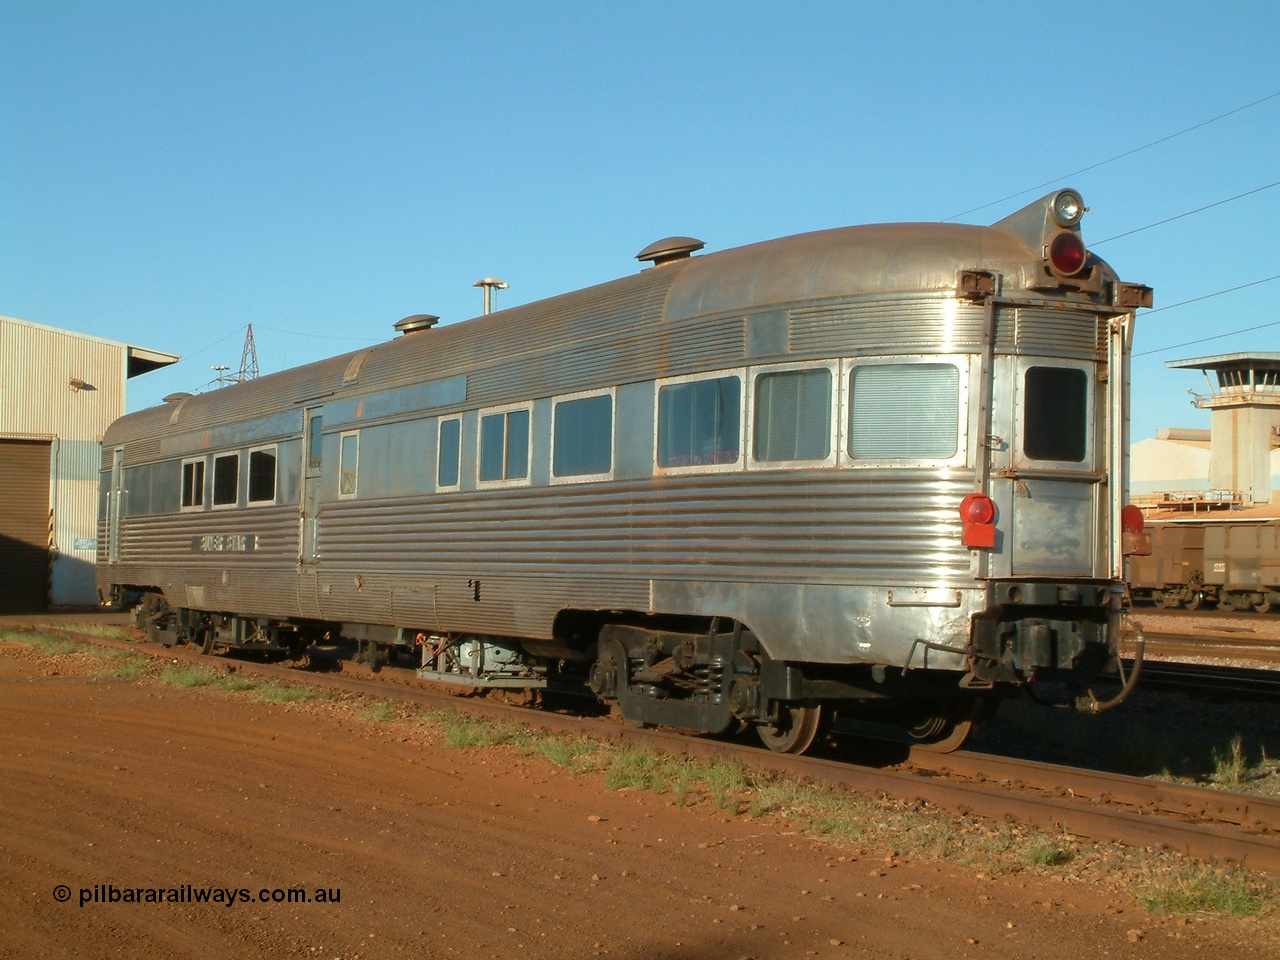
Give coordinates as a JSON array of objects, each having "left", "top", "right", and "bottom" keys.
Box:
[{"left": 0, "top": 645, "right": 1275, "bottom": 960}]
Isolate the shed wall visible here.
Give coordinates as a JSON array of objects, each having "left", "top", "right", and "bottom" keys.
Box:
[{"left": 1, "top": 316, "right": 129, "bottom": 606}]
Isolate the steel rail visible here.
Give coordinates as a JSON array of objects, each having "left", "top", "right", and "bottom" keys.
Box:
[{"left": 902, "top": 748, "right": 1280, "bottom": 834}]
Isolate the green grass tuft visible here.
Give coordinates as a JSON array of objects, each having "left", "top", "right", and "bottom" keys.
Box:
[
  {"left": 3, "top": 629, "right": 95, "bottom": 657},
  {"left": 1136, "top": 861, "right": 1276, "bottom": 915},
  {"left": 359, "top": 701, "right": 401, "bottom": 722},
  {"left": 160, "top": 663, "right": 222, "bottom": 688},
  {"left": 96, "top": 655, "right": 150, "bottom": 680}
]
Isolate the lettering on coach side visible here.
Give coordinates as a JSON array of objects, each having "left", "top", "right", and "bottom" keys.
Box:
[{"left": 192, "top": 534, "right": 258, "bottom": 553}]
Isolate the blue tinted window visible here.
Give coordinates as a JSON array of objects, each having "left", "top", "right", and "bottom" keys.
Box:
[
  {"left": 554, "top": 395, "right": 613, "bottom": 477},
  {"left": 658, "top": 376, "right": 741, "bottom": 467}
]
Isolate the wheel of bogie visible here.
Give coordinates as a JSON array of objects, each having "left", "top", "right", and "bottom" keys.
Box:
[
  {"left": 756, "top": 704, "right": 826, "bottom": 754},
  {"left": 139, "top": 594, "right": 173, "bottom": 646},
  {"left": 1254, "top": 599, "right": 1273, "bottom": 614},
  {"left": 1158, "top": 591, "right": 1180, "bottom": 609},
  {"left": 906, "top": 702, "right": 980, "bottom": 754},
  {"left": 1184, "top": 593, "right": 1202, "bottom": 611}
]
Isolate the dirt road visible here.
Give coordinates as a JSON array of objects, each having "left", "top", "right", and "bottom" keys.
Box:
[{"left": 0, "top": 645, "right": 1273, "bottom": 960}]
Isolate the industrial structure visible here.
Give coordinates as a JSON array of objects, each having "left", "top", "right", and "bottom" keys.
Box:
[
  {"left": 1131, "top": 353, "right": 1280, "bottom": 511},
  {"left": 0, "top": 314, "right": 177, "bottom": 611}
]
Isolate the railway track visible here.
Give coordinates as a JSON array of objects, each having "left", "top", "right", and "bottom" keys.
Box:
[
  {"left": 1128, "top": 659, "right": 1280, "bottom": 700},
  {"left": 12, "top": 621, "right": 1280, "bottom": 877}
]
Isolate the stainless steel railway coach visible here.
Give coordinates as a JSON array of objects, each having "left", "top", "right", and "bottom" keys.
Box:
[{"left": 98, "top": 190, "right": 1152, "bottom": 753}]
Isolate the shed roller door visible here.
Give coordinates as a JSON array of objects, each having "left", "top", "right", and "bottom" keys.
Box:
[{"left": 0, "top": 439, "right": 51, "bottom": 612}]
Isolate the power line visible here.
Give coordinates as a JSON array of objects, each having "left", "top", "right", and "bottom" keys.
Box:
[
  {"left": 253, "top": 323, "right": 381, "bottom": 344},
  {"left": 1093, "top": 180, "right": 1280, "bottom": 245},
  {"left": 945, "top": 91, "right": 1280, "bottom": 222},
  {"left": 1133, "top": 274, "right": 1280, "bottom": 357}
]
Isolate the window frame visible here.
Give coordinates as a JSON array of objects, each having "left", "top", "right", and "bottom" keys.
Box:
[
  {"left": 746, "top": 361, "right": 840, "bottom": 470},
  {"left": 1013, "top": 358, "right": 1095, "bottom": 470},
  {"left": 338, "top": 430, "right": 360, "bottom": 500},
  {"left": 180, "top": 457, "right": 206, "bottom": 511},
  {"left": 305, "top": 410, "right": 324, "bottom": 478},
  {"left": 653, "top": 368, "right": 746, "bottom": 476},
  {"left": 839, "top": 356, "right": 970, "bottom": 468},
  {"left": 247, "top": 444, "right": 279, "bottom": 506},
  {"left": 436, "top": 415, "right": 463, "bottom": 492},
  {"left": 211, "top": 452, "right": 240, "bottom": 509},
  {"left": 476, "top": 401, "right": 534, "bottom": 488},
  {"left": 550, "top": 387, "right": 616, "bottom": 485}
]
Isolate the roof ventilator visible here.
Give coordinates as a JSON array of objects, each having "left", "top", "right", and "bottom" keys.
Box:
[
  {"left": 394, "top": 314, "right": 439, "bottom": 336},
  {"left": 636, "top": 236, "right": 704, "bottom": 268}
]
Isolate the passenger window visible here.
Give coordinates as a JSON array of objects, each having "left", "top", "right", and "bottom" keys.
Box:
[
  {"left": 181, "top": 459, "right": 205, "bottom": 509},
  {"left": 849, "top": 364, "right": 959, "bottom": 459},
  {"left": 339, "top": 432, "right": 359, "bottom": 498},
  {"left": 479, "top": 407, "right": 531, "bottom": 483},
  {"left": 307, "top": 413, "right": 323, "bottom": 471},
  {"left": 553, "top": 392, "right": 613, "bottom": 479},
  {"left": 248, "top": 447, "right": 277, "bottom": 504},
  {"left": 1024, "top": 367, "right": 1088, "bottom": 462},
  {"left": 437, "top": 417, "right": 462, "bottom": 489},
  {"left": 752, "top": 368, "right": 832, "bottom": 462},
  {"left": 658, "top": 375, "right": 741, "bottom": 468},
  {"left": 212, "top": 454, "right": 239, "bottom": 507}
]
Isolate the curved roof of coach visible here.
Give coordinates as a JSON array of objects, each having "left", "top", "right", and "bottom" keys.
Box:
[
  {"left": 108, "top": 218, "right": 1116, "bottom": 445},
  {"left": 663, "top": 219, "right": 1117, "bottom": 321}
]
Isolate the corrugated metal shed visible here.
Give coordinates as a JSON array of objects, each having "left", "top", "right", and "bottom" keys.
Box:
[{"left": 0, "top": 315, "right": 177, "bottom": 607}]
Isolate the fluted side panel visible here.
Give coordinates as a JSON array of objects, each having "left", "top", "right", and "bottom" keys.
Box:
[
  {"left": 789, "top": 298, "right": 996, "bottom": 355},
  {"left": 1015, "top": 308, "right": 1106, "bottom": 357}
]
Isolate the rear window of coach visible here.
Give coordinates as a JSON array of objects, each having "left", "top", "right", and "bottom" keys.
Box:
[{"left": 1024, "top": 366, "right": 1088, "bottom": 462}]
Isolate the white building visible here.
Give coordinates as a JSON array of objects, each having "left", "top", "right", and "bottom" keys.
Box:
[{"left": 0, "top": 315, "right": 177, "bottom": 611}]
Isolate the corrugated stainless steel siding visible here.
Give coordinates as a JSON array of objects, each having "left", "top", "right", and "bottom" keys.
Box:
[
  {"left": 316, "top": 472, "right": 972, "bottom": 580},
  {"left": 789, "top": 298, "right": 995, "bottom": 355},
  {"left": 1014, "top": 308, "right": 1107, "bottom": 357},
  {"left": 99, "top": 470, "right": 972, "bottom": 635},
  {"left": 104, "top": 268, "right": 682, "bottom": 463}
]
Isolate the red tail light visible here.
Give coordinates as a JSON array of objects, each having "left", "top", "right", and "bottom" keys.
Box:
[
  {"left": 1047, "top": 231, "right": 1086, "bottom": 277},
  {"left": 1121, "top": 504, "right": 1150, "bottom": 556},
  {"left": 1121, "top": 504, "right": 1145, "bottom": 534},
  {"left": 960, "top": 493, "right": 996, "bottom": 548}
]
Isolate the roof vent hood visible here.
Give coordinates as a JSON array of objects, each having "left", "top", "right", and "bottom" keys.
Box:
[
  {"left": 636, "top": 236, "right": 704, "bottom": 268},
  {"left": 394, "top": 314, "right": 440, "bottom": 336}
]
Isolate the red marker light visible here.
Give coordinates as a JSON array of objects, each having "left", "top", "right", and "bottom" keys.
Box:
[
  {"left": 1121, "top": 503, "right": 1150, "bottom": 556},
  {"left": 960, "top": 493, "right": 997, "bottom": 548},
  {"left": 960, "top": 493, "right": 996, "bottom": 525},
  {"left": 1048, "top": 231, "right": 1086, "bottom": 276},
  {"left": 1121, "top": 504, "right": 1145, "bottom": 534}
]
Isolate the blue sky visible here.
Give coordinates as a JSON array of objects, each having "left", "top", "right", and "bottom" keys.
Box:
[{"left": 3, "top": 1, "right": 1278, "bottom": 445}]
